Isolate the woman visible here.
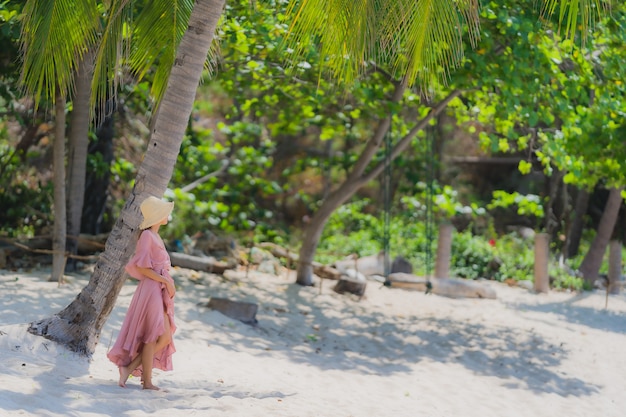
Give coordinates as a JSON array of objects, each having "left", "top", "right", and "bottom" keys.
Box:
[{"left": 107, "top": 196, "right": 177, "bottom": 390}]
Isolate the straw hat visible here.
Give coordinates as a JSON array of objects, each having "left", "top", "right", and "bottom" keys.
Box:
[{"left": 139, "top": 196, "right": 174, "bottom": 229}]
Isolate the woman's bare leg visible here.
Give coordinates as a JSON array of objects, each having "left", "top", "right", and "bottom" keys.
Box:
[
  {"left": 118, "top": 351, "right": 144, "bottom": 388},
  {"left": 118, "top": 365, "right": 133, "bottom": 388},
  {"left": 118, "top": 313, "right": 170, "bottom": 389},
  {"left": 155, "top": 312, "right": 172, "bottom": 352},
  {"left": 141, "top": 341, "right": 158, "bottom": 390}
]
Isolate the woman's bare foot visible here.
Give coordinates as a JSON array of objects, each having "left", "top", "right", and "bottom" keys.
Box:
[
  {"left": 143, "top": 383, "right": 160, "bottom": 391},
  {"left": 118, "top": 366, "right": 131, "bottom": 388}
]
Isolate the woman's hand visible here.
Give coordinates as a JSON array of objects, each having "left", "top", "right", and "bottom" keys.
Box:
[
  {"left": 165, "top": 281, "right": 176, "bottom": 298},
  {"left": 136, "top": 266, "right": 176, "bottom": 298}
]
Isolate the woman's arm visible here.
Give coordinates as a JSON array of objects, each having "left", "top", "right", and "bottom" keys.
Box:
[{"left": 135, "top": 266, "right": 176, "bottom": 298}]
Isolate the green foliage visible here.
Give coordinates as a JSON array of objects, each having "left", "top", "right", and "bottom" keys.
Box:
[
  {"left": 402, "top": 182, "right": 486, "bottom": 222},
  {"left": 317, "top": 200, "right": 439, "bottom": 275},
  {"left": 316, "top": 201, "right": 383, "bottom": 264},
  {"left": 172, "top": 123, "right": 279, "bottom": 233},
  {"left": 449, "top": 230, "right": 496, "bottom": 280},
  {"left": 0, "top": 124, "right": 53, "bottom": 237},
  {"left": 127, "top": 0, "right": 197, "bottom": 106},
  {"left": 450, "top": 229, "right": 587, "bottom": 289},
  {"left": 284, "top": 0, "right": 481, "bottom": 91},
  {"left": 0, "top": 182, "right": 52, "bottom": 237},
  {"left": 0, "top": 0, "right": 23, "bottom": 108},
  {"left": 488, "top": 190, "right": 545, "bottom": 229},
  {"left": 487, "top": 233, "right": 536, "bottom": 282},
  {"left": 316, "top": 203, "right": 593, "bottom": 291},
  {"left": 550, "top": 267, "right": 589, "bottom": 291},
  {"left": 0, "top": 0, "right": 617, "bottom": 296},
  {"left": 0, "top": 151, "right": 53, "bottom": 237},
  {"left": 456, "top": 1, "right": 626, "bottom": 192},
  {"left": 284, "top": 0, "right": 605, "bottom": 90},
  {"left": 20, "top": 0, "right": 100, "bottom": 107},
  {"left": 170, "top": 0, "right": 430, "bottom": 240}
]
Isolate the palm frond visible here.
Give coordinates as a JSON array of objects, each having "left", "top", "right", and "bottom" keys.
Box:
[
  {"left": 286, "top": 0, "right": 378, "bottom": 84},
  {"left": 540, "top": 0, "right": 612, "bottom": 42},
  {"left": 387, "top": 0, "right": 479, "bottom": 90},
  {"left": 285, "top": 0, "right": 480, "bottom": 90},
  {"left": 129, "top": 0, "right": 194, "bottom": 106},
  {"left": 20, "top": 0, "right": 99, "bottom": 108},
  {"left": 127, "top": 0, "right": 220, "bottom": 109},
  {"left": 90, "top": 0, "right": 131, "bottom": 115}
]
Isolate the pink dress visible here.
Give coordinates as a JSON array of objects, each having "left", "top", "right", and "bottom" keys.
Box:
[{"left": 107, "top": 230, "right": 176, "bottom": 376}]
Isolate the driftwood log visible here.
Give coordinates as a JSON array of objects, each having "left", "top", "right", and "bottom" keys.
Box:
[
  {"left": 333, "top": 278, "right": 367, "bottom": 297},
  {"left": 169, "top": 252, "right": 235, "bottom": 275},
  {"left": 1, "top": 235, "right": 236, "bottom": 274},
  {"left": 207, "top": 297, "right": 258, "bottom": 324},
  {"left": 0, "top": 236, "right": 100, "bottom": 262},
  {"left": 385, "top": 273, "right": 430, "bottom": 292},
  {"left": 387, "top": 273, "right": 497, "bottom": 299},
  {"left": 0, "top": 234, "right": 108, "bottom": 254},
  {"left": 258, "top": 242, "right": 341, "bottom": 280},
  {"left": 1, "top": 235, "right": 344, "bottom": 281},
  {"left": 76, "top": 233, "right": 108, "bottom": 253}
]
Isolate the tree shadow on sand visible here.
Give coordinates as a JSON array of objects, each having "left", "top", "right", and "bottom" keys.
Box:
[
  {"left": 502, "top": 291, "right": 626, "bottom": 335},
  {"left": 175, "top": 271, "right": 602, "bottom": 399}
]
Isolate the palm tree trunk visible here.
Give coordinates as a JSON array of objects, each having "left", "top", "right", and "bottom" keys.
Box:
[
  {"left": 28, "top": 0, "right": 225, "bottom": 356},
  {"left": 66, "top": 52, "right": 94, "bottom": 272},
  {"left": 566, "top": 187, "right": 590, "bottom": 259},
  {"left": 82, "top": 102, "right": 115, "bottom": 234},
  {"left": 578, "top": 187, "right": 624, "bottom": 283},
  {"left": 295, "top": 83, "right": 462, "bottom": 286},
  {"left": 51, "top": 87, "right": 67, "bottom": 283}
]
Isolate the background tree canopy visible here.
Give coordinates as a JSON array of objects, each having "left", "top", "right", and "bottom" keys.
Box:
[
  {"left": 0, "top": 0, "right": 622, "bottom": 354},
  {"left": 1, "top": 0, "right": 624, "bottom": 277}
]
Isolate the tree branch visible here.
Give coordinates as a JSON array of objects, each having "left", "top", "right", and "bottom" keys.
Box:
[
  {"left": 180, "top": 159, "right": 230, "bottom": 193},
  {"left": 359, "top": 89, "right": 463, "bottom": 185}
]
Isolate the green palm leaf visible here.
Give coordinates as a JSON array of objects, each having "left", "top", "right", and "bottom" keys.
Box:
[
  {"left": 90, "top": 0, "right": 131, "bottom": 113},
  {"left": 541, "top": 0, "right": 612, "bottom": 42},
  {"left": 286, "top": 0, "right": 381, "bottom": 84},
  {"left": 20, "top": 0, "right": 99, "bottom": 107},
  {"left": 129, "top": 0, "right": 194, "bottom": 106},
  {"left": 92, "top": 0, "right": 219, "bottom": 112},
  {"left": 285, "top": 0, "right": 610, "bottom": 89},
  {"left": 383, "top": 0, "right": 480, "bottom": 90},
  {"left": 285, "top": 0, "right": 480, "bottom": 88}
]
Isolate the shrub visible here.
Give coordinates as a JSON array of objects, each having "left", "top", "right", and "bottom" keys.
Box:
[{"left": 450, "top": 230, "right": 496, "bottom": 280}]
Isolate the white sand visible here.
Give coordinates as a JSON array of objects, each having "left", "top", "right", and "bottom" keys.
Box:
[{"left": 1, "top": 266, "right": 625, "bottom": 417}]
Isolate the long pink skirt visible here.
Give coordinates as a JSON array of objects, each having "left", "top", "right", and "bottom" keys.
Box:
[{"left": 107, "top": 277, "right": 176, "bottom": 376}]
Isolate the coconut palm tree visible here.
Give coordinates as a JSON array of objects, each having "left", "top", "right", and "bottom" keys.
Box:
[
  {"left": 21, "top": 0, "right": 608, "bottom": 354},
  {"left": 20, "top": 0, "right": 200, "bottom": 276},
  {"left": 19, "top": 0, "right": 99, "bottom": 282},
  {"left": 21, "top": 0, "right": 224, "bottom": 354}
]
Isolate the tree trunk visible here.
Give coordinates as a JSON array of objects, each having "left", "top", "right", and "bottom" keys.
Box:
[
  {"left": 66, "top": 52, "right": 94, "bottom": 272},
  {"left": 28, "top": 0, "right": 225, "bottom": 356},
  {"left": 543, "top": 168, "right": 563, "bottom": 237},
  {"left": 295, "top": 84, "right": 463, "bottom": 285},
  {"left": 608, "top": 239, "right": 622, "bottom": 295},
  {"left": 51, "top": 88, "right": 67, "bottom": 283},
  {"left": 534, "top": 232, "right": 550, "bottom": 293},
  {"left": 566, "top": 187, "right": 590, "bottom": 259},
  {"left": 434, "top": 223, "right": 454, "bottom": 279},
  {"left": 81, "top": 102, "right": 115, "bottom": 235},
  {"left": 578, "top": 187, "right": 624, "bottom": 283},
  {"left": 297, "top": 185, "right": 357, "bottom": 285}
]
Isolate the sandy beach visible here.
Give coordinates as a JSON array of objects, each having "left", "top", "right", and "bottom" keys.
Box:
[{"left": 1, "top": 265, "right": 625, "bottom": 417}]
